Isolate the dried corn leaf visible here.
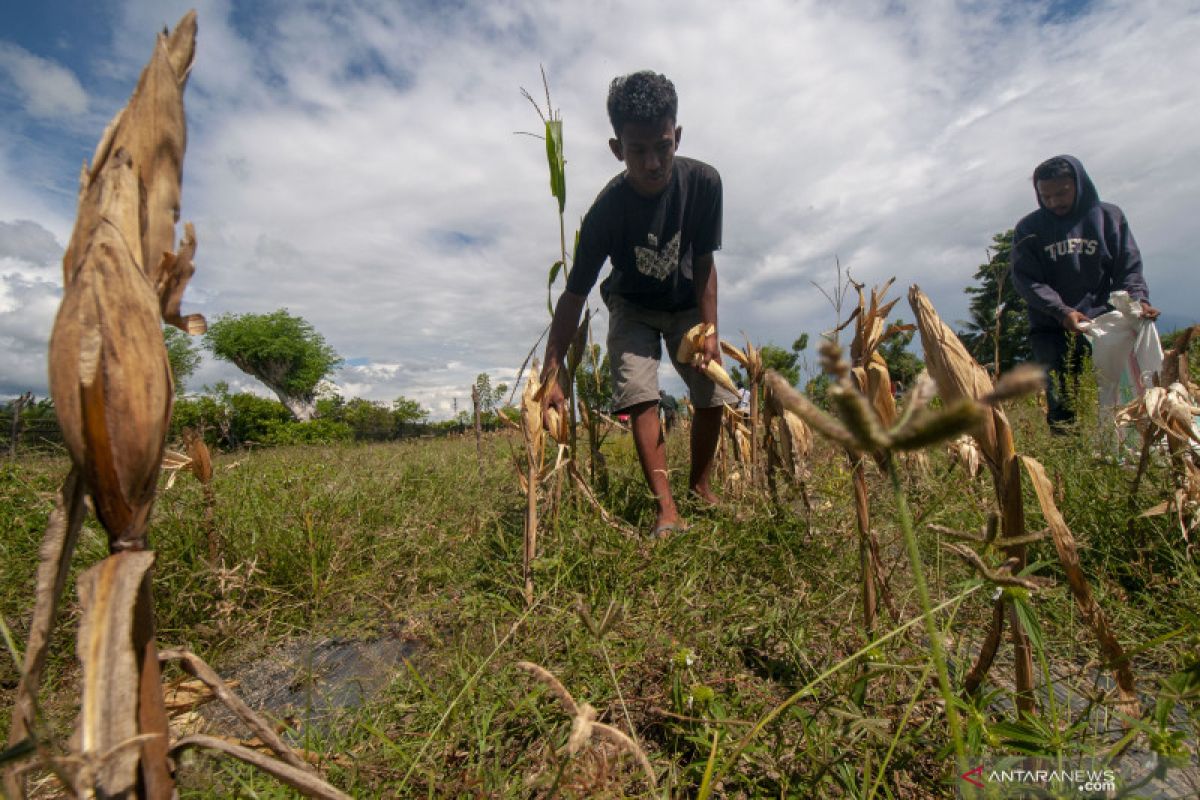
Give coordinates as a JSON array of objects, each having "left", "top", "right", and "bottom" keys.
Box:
[
  {"left": 75, "top": 551, "right": 156, "bottom": 796},
  {"left": 159, "top": 648, "right": 313, "bottom": 774},
  {"left": 3, "top": 470, "right": 87, "bottom": 799},
  {"left": 765, "top": 371, "right": 857, "bottom": 451},
  {"left": 183, "top": 427, "right": 214, "bottom": 484},
  {"left": 1021, "top": 456, "right": 1139, "bottom": 717},
  {"left": 69, "top": 13, "right": 196, "bottom": 303},
  {"left": 170, "top": 735, "right": 352, "bottom": 800}
]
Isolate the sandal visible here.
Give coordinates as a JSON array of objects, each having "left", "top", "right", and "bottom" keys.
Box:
[{"left": 650, "top": 520, "right": 687, "bottom": 539}]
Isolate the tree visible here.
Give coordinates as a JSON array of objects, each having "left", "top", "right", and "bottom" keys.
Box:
[
  {"left": 163, "top": 326, "right": 201, "bottom": 394},
  {"left": 730, "top": 341, "right": 805, "bottom": 387},
  {"left": 471, "top": 373, "right": 508, "bottom": 424},
  {"left": 392, "top": 396, "right": 429, "bottom": 425},
  {"left": 878, "top": 321, "right": 924, "bottom": 388},
  {"left": 960, "top": 230, "right": 1032, "bottom": 374},
  {"left": 204, "top": 310, "right": 342, "bottom": 421}
]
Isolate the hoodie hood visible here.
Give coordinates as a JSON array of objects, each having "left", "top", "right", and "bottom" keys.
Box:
[{"left": 1034, "top": 154, "right": 1100, "bottom": 223}]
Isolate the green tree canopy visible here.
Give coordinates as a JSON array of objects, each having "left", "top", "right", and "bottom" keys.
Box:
[
  {"left": 204, "top": 309, "right": 342, "bottom": 421},
  {"left": 960, "top": 230, "right": 1031, "bottom": 374},
  {"left": 392, "top": 396, "right": 429, "bottom": 425},
  {"left": 878, "top": 321, "right": 924, "bottom": 388},
  {"left": 163, "top": 326, "right": 201, "bottom": 394},
  {"left": 729, "top": 342, "right": 804, "bottom": 387}
]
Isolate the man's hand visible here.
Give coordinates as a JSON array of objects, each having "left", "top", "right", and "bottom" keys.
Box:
[
  {"left": 1063, "top": 310, "right": 1091, "bottom": 333},
  {"left": 693, "top": 331, "right": 722, "bottom": 372},
  {"left": 542, "top": 371, "right": 566, "bottom": 430},
  {"left": 1140, "top": 302, "right": 1161, "bottom": 321}
]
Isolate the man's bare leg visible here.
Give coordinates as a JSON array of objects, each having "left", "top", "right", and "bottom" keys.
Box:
[
  {"left": 689, "top": 405, "right": 723, "bottom": 505},
  {"left": 628, "top": 400, "right": 680, "bottom": 529}
]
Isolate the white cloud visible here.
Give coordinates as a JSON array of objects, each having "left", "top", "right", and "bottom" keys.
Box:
[
  {"left": 0, "top": 42, "right": 88, "bottom": 119},
  {"left": 2, "top": 0, "right": 1198, "bottom": 415}
]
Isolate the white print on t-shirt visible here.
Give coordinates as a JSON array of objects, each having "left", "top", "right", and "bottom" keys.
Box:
[
  {"left": 635, "top": 231, "right": 680, "bottom": 281},
  {"left": 1043, "top": 238, "right": 1098, "bottom": 261}
]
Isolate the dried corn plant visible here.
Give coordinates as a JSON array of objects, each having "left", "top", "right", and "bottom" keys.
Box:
[
  {"left": 5, "top": 14, "right": 202, "bottom": 798},
  {"left": 769, "top": 335, "right": 1048, "bottom": 768},
  {"left": 721, "top": 335, "right": 764, "bottom": 482},
  {"left": 4, "top": 14, "right": 348, "bottom": 800},
  {"left": 761, "top": 387, "right": 812, "bottom": 510},
  {"left": 516, "top": 362, "right": 565, "bottom": 606},
  {"left": 908, "top": 285, "right": 1037, "bottom": 713},
  {"left": 912, "top": 286, "right": 1143, "bottom": 730},
  {"left": 765, "top": 339, "right": 1005, "bottom": 769},
  {"left": 1123, "top": 326, "right": 1200, "bottom": 540},
  {"left": 816, "top": 278, "right": 912, "bottom": 633}
]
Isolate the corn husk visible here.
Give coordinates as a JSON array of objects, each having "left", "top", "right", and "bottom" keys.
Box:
[
  {"left": 49, "top": 12, "right": 203, "bottom": 551},
  {"left": 908, "top": 285, "right": 1003, "bottom": 465},
  {"left": 948, "top": 434, "right": 983, "bottom": 478},
  {"left": 183, "top": 427, "right": 214, "bottom": 484},
  {"left": 678, "top": 323, "right": 739, "bottom": 394}
]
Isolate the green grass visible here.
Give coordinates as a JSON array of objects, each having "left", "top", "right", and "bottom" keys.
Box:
[{"left": 2, "top": 403, "right": 1198, "bottom": 798}]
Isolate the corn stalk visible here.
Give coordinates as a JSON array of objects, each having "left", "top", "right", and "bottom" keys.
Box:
[
  {"left": 909, "top": 285, "right": 1038, "bottom": 714},
  {"left": 5, "top": 13, "right": 203, "bottom": 798},
  {"left": 517, "top": 363, "right": 562, "bottom": 606},
  {"left": 838, "top": 278, "right": 910, "bottom": 633}
]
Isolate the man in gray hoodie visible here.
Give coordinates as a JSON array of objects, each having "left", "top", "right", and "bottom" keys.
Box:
[{"left": 1011, "top": 155, "right": 1159, "bottom": 431}]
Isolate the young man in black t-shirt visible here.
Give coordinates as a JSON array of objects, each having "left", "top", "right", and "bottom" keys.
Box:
[{"left": 541, "top": 71, "right": 738, "bottom": 538}]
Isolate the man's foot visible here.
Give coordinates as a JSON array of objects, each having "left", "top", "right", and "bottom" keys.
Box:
[
  {"left": 687, "top": 487, "right": 720, "bottom": 511},
  {"left": 650, "top": 519, "right": 688, "bottom": 539}
]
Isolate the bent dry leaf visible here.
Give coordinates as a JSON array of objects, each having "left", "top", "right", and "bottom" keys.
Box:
[
  {"left": 1021, "top": 456, "right": 1140, "bottom": 718},
  {"left": 170, "top": 735, "right": 352, "bottom": 800}
]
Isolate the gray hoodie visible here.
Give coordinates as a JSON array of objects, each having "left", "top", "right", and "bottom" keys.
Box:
[{"left": 1011, "top": 155, "right": 1149, "bottom": 333}]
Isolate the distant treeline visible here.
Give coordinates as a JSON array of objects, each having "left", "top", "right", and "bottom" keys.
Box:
[{"left": 0, "top": 393, "right": 498, "bottom": 456}]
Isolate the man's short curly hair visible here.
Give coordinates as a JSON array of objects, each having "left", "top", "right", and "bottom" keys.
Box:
[{"left": 606, "top": 71, "right": 677, "bottom": 136}]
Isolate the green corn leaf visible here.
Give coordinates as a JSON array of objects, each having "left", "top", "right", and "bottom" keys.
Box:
[
  {"left": 1009, "top": 590, "right": 1045, "bottom": 656},
  {"left": 547, "top": 260, "right": 564, "bottom": 315},
  {"left": 545, "top": 119, "right": 565, "bottom": 213}
]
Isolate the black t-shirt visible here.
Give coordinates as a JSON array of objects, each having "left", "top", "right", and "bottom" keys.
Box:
[{"left": 565, "top": 156, "right": 722, "bottom": 312}]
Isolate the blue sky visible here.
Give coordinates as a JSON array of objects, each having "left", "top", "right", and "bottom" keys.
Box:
[{"left": 2, "top": 0, "right": 1198, "bottom": 418}]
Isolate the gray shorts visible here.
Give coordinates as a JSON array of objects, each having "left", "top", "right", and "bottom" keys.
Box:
[{"left": 606, "top": 294, "right": 741, "bottom": 412}]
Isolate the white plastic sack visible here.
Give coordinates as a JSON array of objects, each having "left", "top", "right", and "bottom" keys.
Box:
[{"left": 1081, "top": 291, "right": 1163, "bottom": 409}]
